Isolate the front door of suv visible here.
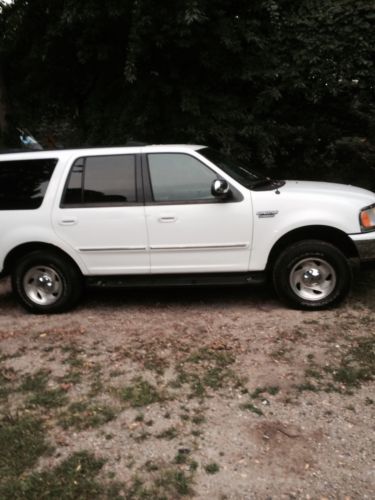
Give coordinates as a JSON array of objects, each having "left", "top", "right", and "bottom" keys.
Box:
[
  {"left": 143, "top": 152, "right": 253, "bottom": 273},
  {"left": 52, "top": 153, "right": 149, "bottom": 274}
]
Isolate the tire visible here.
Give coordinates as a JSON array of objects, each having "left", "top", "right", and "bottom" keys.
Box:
[
  {"left": 11, "top": 250, "right": 83, "bottom": 314},
  {"left": 272, "top": 240, "right": 352, "bottom": 310}
]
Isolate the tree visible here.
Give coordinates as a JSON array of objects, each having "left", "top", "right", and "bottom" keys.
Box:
[{"left": 0, "top": 0, "right": 374, "bottom": 188}]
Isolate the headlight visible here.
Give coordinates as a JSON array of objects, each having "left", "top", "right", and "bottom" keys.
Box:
[{"left": 360, "top": 203, "right": 375, "bottom": 232}]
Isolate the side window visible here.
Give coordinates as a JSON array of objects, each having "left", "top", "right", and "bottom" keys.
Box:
[
  {"left": 62, "top": 155, "right": 137, "bottom": 206},
  {"left": 0, "top": 158, "right": 57, "bottom": 210},
  {"left": 147, "top": 153, "right": 217, "bottom": 202}
]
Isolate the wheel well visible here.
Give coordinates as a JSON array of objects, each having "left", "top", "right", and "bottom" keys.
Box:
[
  {"left": 3, "top": 243, "right": 82, "bottom": 276},
  {"left": 267, "top": 226, "right": 359, "bottom": 271}
]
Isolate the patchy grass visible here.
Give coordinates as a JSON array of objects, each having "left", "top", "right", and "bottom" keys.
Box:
[
  {"left": 0, "top": 451, "right": 106, "bottom": 500},
  {"left": 20, "top": 370, "right": 67, "bottom": 409},
  {"left": 118, "top": 378, "right": 164, "bottom": 407},
  {"left": 296, "top": 336, "right": 375, "bottom": 393},
  {"left": 59, "top": 401, "right": 116, "bottom": 430},
  {"left": 0, "top": 414, "right": 50, "bottom": 480}
]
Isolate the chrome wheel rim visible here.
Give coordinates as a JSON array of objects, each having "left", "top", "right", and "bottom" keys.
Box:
[
  {"left": 23, "top": 266, "right": 63, "bottom": 306},
  {"left": 289, "top": 258, "right": 336, "bottom": 301}
]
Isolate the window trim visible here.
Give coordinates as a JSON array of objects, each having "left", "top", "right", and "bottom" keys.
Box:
[
  {"left": 142, "top": 152, "right": 243, "bottom": 205},
  {"left": 60, "top": 153, "right": 143, "bottom": 208}
]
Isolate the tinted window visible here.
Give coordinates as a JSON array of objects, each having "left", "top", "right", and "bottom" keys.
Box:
[
  {"left": 148, "top": 153, "right": 217, "bottom": 202},
  {"left": 63, "top": 155, "right": 137, "bottom": 206},
  {"left": 0, "top": 159, "right": 57, "bottom": 210}
]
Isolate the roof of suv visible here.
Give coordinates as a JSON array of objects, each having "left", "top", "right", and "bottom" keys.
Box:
[{"left": 0, "top": 144, "right": 205, "bottom": 160}]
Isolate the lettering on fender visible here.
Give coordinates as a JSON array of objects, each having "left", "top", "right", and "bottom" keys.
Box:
[{"left": 256, "top": 210, "right": 279, "bottom": 218}]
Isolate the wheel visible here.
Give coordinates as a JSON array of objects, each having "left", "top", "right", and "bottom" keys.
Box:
[
  {"left": 272, "top": 240, "right": 352, "bottom": 309},
  {"left": 11, "top": 250, "right": 83, "bottom": 313}
]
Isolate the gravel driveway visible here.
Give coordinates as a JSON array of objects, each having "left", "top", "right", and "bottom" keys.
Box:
[{"left": 0, "top": 271, "right": 374, "bottom": 499}]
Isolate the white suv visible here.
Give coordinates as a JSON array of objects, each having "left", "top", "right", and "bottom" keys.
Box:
[{"left": 0, "top": 145, "right": 374, "bottom": 313}]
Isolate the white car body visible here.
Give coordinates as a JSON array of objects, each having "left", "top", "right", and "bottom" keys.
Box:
[{"left": 0, "top": 144, "right": 374, "bottom": 311}]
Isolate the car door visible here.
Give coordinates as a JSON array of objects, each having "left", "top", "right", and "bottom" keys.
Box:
[
  {"left": 143, "top": 151, "right": 253, "bottom": 273},
  {"left": 52, "top": 152, "right": 149, "bottom": 275}
]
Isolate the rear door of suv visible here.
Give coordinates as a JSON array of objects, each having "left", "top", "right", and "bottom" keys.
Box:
[{"left": 52, "top": 151, "right": 149, "bottom": 275}]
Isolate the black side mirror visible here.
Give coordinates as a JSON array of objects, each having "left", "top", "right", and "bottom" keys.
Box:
[{"left": 211, "top": 179, "right": 231, "bottom": 199}]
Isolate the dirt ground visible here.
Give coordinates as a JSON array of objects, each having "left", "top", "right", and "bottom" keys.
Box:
[{"left": 0, "top": 270, "right": 374, "bottom": 499}]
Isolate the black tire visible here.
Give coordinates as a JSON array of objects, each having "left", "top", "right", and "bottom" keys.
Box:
[
  {"left": 272, "top": 240, "right": 352, "bottom": 310},
  {"left": 11, "top": 250, "right": 83, "bottom": 314}
]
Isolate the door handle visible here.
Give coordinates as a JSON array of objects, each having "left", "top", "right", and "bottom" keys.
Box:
[
  {"left": 158, "top": 216, "right": 177, "bottom": 223},
  {"left": 59, "top": 218, "right": 78, "bottom": 226}
]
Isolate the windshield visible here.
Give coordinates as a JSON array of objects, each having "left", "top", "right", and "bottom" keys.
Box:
[{"left": 198, "top": 147, "right": 268, "bottom": 188}]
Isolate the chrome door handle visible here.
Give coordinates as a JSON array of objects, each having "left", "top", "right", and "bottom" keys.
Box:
[{"left": 158, "top": 216, "right": 177, "bottom": 223}]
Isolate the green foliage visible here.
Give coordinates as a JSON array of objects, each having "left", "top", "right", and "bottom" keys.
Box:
[{"left": 1, "top": 0, "right": 374, "bottom": 187}]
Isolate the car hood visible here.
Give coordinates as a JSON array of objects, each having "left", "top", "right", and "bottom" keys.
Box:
[{"left": 279, "top": 180, "right": 375, "bottom": 207}]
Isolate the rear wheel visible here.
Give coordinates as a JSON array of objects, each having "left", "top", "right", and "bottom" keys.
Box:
[
  {"left": 272, "top": 240, "right": 352, "bottom": 309},
  {"left": 12, "top": 250, "right": 83, "bottom": 313}
]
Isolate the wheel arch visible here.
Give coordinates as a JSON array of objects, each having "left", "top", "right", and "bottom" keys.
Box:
[
  {"left": 267, "top": 225, "right": 359, "bottom": 272},
  {"left": 3, "top": 242, "right": 84, "bottom": 276}
]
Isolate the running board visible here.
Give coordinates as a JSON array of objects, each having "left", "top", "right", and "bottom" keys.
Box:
[{"left": 86, "top": 272, "right": 266, "bottom": 288}]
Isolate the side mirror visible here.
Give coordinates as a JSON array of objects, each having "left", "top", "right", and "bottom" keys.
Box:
[{"left": 211, "top": 179, "right": 231, "bottom": 199}]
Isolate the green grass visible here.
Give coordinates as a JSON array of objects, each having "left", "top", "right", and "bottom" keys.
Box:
[
  {"left": 204, "top": 462, "right": 220, "bottom": 474},
  {"left": 251, "top": 386, "right": 280, "bottom": 399},
  {"left": 157, "top": 426, "right": 178, "bottom": 440},
  {"left": 0, "top": 451, "right": 105, "bottom": 500},
  {"left": 20, "top": 370, "right": 68, "bottom": 409},
  {"left": 240, "top": 402, "right": 264, "bottom": 416},
  {"left": 58, "top": 401, "right": 116, "bottom": 430},
  {"left": 0, "top": 414, "right": 50, "bottom": 479},
  {"left": 119, "top": 378, "right": 163, "bottom": 407}
]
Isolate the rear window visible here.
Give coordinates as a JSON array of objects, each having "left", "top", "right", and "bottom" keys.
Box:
[
  {"left": 0, "top": 159, "right": 57, "bottom": 210},
  {"left": 62, "top": 155, "right": 137, "bottom": 206}
]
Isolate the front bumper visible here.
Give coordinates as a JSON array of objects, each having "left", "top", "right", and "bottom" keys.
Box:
[{"left": 350, "top": 232, "right": 375, "bottom": 262}]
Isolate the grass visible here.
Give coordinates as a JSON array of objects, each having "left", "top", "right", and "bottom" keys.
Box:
[
  {"left": 20, "top": 371, "right": 68, "bottom": 409},
  {"left": 59, "top": 401, "right": 116, "bottom": 430},
  {"left": 0, "top": 414, "right": 50, "bottom": 479},
  {"left": 0, "top": 451, "right": 106, "bottom": 500},
  {"left": 157, "top": 426, "right": 179, "bottom": 440},
  {"left": 204, "top": 463, "right": 220, "bottom": 474},
  {"left": 240, "top": 402, "right": 264, "bottom": 416},
  {"left": 295, "top": 336, "right": 375, "bottom": 394},
  {"left": 118, "top": 378, "right": 163, "bottom": 407},
  {"left": 251, "top": 386, "right": 280, "bottom": 399}
]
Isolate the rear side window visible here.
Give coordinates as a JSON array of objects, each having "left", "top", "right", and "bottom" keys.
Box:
[
  {"left": 0, "top": 159, "right": 57, "bottom": 210},
  {"left": 62, "top": 155, "right": 137, "bottom": 206}
]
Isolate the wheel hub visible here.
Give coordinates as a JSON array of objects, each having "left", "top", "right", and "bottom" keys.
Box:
[
  {"left": 37, "top": 274, "right": 54, "bottom": 290},
  {"left": 23, "top": 266, "right": 63, "bottom": 306},
  {"left": 289, "top": 258, "right": 336, "bottom": 301},
  {"left": 302, "top": 268, "right": 322, "bottom": 286}
]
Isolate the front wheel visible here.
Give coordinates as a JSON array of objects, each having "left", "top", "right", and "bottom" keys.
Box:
[
  {"left": 12, "top": 250, "right": 83, "bottom": 314},
  {"left": 272, "top": 240, "right": 352, "bottom": 309}
]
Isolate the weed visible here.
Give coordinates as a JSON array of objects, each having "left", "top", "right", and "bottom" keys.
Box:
[
  {"left": 251, "top": 386, "right": 280, "bottom": 399},
  {"left": 204, "top": 462, "right": 220, "bottom": 474},
  {"left": 240, "top": 402, "right": 264, "bottom": 416},
  {"left": 305, "top": 368, "right": 323, "bottom": 379},
  {"left": 155, "top": 469, "right": 193, "bottom": 496},
  {"left": 157, "top": 426, "right": 178, "bottom": 440}
]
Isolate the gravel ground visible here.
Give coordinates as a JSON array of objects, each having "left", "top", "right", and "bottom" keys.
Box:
[{"left": 0, "top": 271, "right": 374, "bottom": 499}]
